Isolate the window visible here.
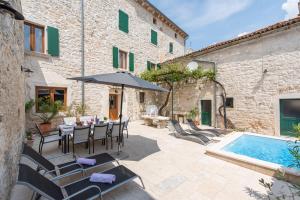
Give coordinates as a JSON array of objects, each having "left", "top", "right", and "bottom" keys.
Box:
[
  {"left": 169, "top": 42, "right": 173, "bottom": 54},
  {"left": 139, "top": 92, "right": 145, "bottom": 103},
  {"left": 153, "top": 18, "right": 157, "bottom": 24},
  {"left": 36, "top": 86, "right": 67, "bottom": 112},
  {"left": 119, "top": 50, "right": 127, "bottom": 70},
  {"left": 147, "top": 61, "right": 156, "bottom": 70},
  {"left": 175, "top": 33, "right": 177, "bottom": 38},
  {"left": 119, "top": 10, "right": 129, "bottom": 33},
  {"left": 151, "top": 29, "right": 158, "bottom": 45},
  {"left": 24, "top": 22, "right": 44, "bottom": 53},
  {"left": 226, "top": 98, "right": 234, "bottom": 108}
]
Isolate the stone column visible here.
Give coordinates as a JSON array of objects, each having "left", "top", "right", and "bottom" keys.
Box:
[{"left": 0, "top": 0, "right": 25, "bottom": 198}]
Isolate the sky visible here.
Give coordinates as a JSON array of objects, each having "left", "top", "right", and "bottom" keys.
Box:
[{"left": 149, "top": 0, "right": 300, "bottom": 50}]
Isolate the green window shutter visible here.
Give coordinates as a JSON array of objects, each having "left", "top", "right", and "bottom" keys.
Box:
[
  {"left": 119, "top": 10, "right": 129, "bottom": 33},
  {"left": 129, "top": 52, "right": 134, "bottom": 72},
  {"left": 147, "top": 61, "right": 151, "bottom": 71},
  {"left": 169, "top": 42, "right": 173, "bottom": 53},
  {"left": 157, "top": 64, "right": 161, "bottom": 70},
  {"left": 113, "top": 46, "right": 119, "bottom": 68},
  {"left": 47, "top": 26, "right": 59, "bottom": 56},
  {"left": 151, "top": 29, "right": 157, "bottom": 45}
]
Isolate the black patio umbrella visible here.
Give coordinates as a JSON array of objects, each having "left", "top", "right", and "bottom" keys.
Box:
[{"left": 68, "top": 71, "right": 168, "bottom": 154}]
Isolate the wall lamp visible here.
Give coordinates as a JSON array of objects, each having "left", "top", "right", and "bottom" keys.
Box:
[{"left": 0, "top": 0, "right": 24, "bottom": 20}]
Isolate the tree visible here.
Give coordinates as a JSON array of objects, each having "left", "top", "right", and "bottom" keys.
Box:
[{"left": 140, "top": 63, "right": 215, "bottom": 116}]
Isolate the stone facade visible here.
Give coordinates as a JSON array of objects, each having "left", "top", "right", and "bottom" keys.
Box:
[
  {"left": 161, "top": 23, "right": 300, "bottom": 136},
  {"left": 0, "top": 0, "right": 25, "bottom": 198},
  {"left": 21, "top": 0, "right": 187, "bottom": 126}
]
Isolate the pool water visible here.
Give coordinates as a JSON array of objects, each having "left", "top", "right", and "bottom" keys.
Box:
[{"left": 222, "top": 134, "right": 299, "bottom": 169}]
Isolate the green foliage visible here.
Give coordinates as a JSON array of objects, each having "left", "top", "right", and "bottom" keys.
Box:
[
  {"left": 293, "top": 123, "right": 300, "bottom": 139},
  {"left": 26, "top": 131, "right": 33, "bottom": 140},
  {"left": 187, "top": 107, "right": 199, "bottom": 120},
  {"left": 25, "top": 99, "right": 35, "bottom": 113},
  {"left": 104, "top": 116, "right": 108, "bottom": 121},
  {"left": 65, "top": 102, "right": 75, "bottom": 117},
  {"left": 36, "top": 97, "right": 62, "bottom": 124},
  {"left": 140, "top": 63, "right": 215, "bottom": 84}
]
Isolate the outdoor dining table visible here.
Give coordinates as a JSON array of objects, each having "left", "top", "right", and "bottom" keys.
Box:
[{"left": 58, "top": 122, "right": 114, "bottom": 154}]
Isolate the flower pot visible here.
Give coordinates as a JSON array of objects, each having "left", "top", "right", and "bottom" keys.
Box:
[{"left": 39, "top": 123, "right": 52, "bottom": 135}]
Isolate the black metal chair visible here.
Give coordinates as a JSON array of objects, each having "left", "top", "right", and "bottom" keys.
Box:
[
  {"left": 21, "top": 143, "right": 119, "bottom": 179},
  {"left": 109, "top": 122, "right": 125, "bottom": 149},
  {"left": 71, "top": 126, "right": 91, "bottom": 154},
  {"left": 35, "top": 123, "right": 62, "bottom": 155},
  {"left": 92, "top": 123, "right": 109, "bottom": 152},
  {"left": 17, "top": 163, "right": 145, "bottom": 200},
  {"left": 123, "top": 117, "right": 130, "bottom": 138}
]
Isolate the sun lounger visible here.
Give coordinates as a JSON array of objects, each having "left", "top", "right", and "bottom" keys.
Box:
[
  {"left": 170, "top": 120, "right": 211, "bottom": 145},
  {"left": 187, "top": 119, "right": 223, "bottom": 137},
  {"left": 17, "top": 163, "right": 145, "bottom": 200},
  {"left": 21, "top": 143, "right": 119, "bottom": 179}
]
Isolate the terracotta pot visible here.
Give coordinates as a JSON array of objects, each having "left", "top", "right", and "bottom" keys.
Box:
[{"left": 39, "top": 123, "right": 52, "bottom": 135}]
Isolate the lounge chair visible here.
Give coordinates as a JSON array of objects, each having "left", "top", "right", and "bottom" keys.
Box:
[
  {"left": 17, "top": 163, "right": 145, "bottom": 200},
  {"left": 186, "top": 119, "right": 223, "bottom": 137},
  {"left": 170, "top": 120, "right": 211, "bottom": 145},
  {"left": 21, "top": 143, "right": 119, "bottom": 179}
]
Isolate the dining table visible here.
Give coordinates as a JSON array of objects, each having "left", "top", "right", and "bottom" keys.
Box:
[{"left": 58, "top": 121, "right": 114, "bottom": 154}]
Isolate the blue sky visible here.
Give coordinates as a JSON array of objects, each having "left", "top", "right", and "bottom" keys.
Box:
[{"left": 149, "top": 0, "right": 300, "bottom": 50}]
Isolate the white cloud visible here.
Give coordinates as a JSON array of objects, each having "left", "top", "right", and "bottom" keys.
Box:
[
  {"left": 238, "top": 32, "right": 249, "bottom": 37},
  {"left": 152, "top": 0, "right": 253, "bottom": 29},
  {"left": 282, "top": 0, "right": 299, "bottom": 19}
]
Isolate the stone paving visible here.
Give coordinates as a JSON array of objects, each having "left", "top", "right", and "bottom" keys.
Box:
[{"left": 11, "top": 121, "right": 299, "bottom": 200}]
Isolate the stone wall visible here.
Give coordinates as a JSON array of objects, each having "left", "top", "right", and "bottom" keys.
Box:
[
  {"left": 0, "top": 0, "right": 25, "bottom": 198},
  {"left": 21, "top": 0, "right": 186, "bottom": 124},
  {"left": 161, "top": 25, "right": 300, "bottom": 135}
]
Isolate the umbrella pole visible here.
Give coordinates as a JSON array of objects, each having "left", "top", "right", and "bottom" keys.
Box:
[{"left": 118, "top": 84, "right": 124, "bottom": 154}]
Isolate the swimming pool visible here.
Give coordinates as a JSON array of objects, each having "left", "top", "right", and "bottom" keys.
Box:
[{"left": 222, "top": 134, "right": 299, "bottom": 169}]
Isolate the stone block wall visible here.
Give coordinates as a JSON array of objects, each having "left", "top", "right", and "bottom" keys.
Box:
[
  {"left": 0, "top": 0, "right": 25, "bottom": 198},
  {"left": 21, "top": 0, "right": 186, "bottom": 124},
  {"left": 160, "top": 25, "right": 300, "bottom": 135}
]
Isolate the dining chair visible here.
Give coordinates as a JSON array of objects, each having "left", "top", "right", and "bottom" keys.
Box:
[
  {"left": 123, "top": 117, "right": 130, "bottom": 138},
  {"left": 71, "top": 126, "right": 91, "bottom": 154},
  {"left": 110, "top": 122, "right": 125, "bottom": 149},
  {"left": 63, "top": 117, "right": 76, "bottom": 125},
  {"left": 92, "top": 123, "right": 109, "bottom": 153},
  {"left": 35, "top": 123, "right": 62, "bottom": 155}
]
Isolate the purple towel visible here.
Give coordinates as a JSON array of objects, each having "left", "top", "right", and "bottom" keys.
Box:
[
  {"left": 89, "top": 173, "right": 116, "bottom": 184},
  {"left": 76, "top": 158, "right": 96, "bottom": 166}
]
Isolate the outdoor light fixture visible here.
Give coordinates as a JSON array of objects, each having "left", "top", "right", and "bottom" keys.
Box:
[
  {"left": 0, "top": 0, "right": 24, "bottom": 20},
  {"left": 21, "top": 66, "right": 33, "bottom": 73}
]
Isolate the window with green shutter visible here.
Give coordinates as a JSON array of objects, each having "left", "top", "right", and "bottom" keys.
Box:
[
  {"left": 147, "top": 61, "right": 156, "bottom": 71},
  {"left": 169, "top": 42, "right": 173, "bottom": 53},
  {"left": 119, "top": 10, "right": 129, "bottom": 33},
  {"left": 157, "top": 64, "right": 161, "bottom": 70},
  {"left": 47, "top": 26, "right": 59, "bottom": 56},
  {"left": 129, "top": 52, "right": 134, "bottom": 72},
  {"left": 151, "top": 29, "right": 158, "bottom": 45},
  {"left": 113, "top": 46, "right": 119, "bottom": 68}
]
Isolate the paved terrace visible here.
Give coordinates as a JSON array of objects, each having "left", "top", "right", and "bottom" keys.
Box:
[{"left": 11, "top": 121, "right": 298, "bottom": 200}]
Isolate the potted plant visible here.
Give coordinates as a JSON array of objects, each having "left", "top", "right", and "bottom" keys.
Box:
[
  {"left": 36, "top": 97, "right": 62, "bottom": 134},
  {"left": 74, "top": 103, "right": 89, "bottom": 126},
  {"left": 187, "top": 107, "right": 199, "bottom": 125}
]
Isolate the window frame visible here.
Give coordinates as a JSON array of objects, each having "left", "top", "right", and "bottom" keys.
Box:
[
  {"left": 226, "top": 97, "right": 234, "bottom": 108},
  {"left": 139, "top": 92, "right": 145, "bottom": 104},
  {"left": 119, "top": 50, "right": 128, "bottom": 70},
  {"left": 151, "top": 29, "right": 158, "bottom": 46},
  {"left": 153, "top": 18, "right": 157, "bottom": 25},
  {"left": 35, "top": 86, "right": 67, "bottom": 112},
  {"left": 169, "top": 42, "right": 173, "bottom": 54},
  {"left": 24, "top": 21, "right": 45, "bottom": 53}
]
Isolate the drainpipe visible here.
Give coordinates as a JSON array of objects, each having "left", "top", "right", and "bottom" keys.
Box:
[
  {"left": 192, "top": 59, "right": 217, "bottom": 128},
  {"left": 81, "top": 0, "right": 85, "bottom": 110}
]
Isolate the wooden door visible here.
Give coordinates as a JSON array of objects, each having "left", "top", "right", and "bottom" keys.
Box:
[{"left": 109, "top": 94, "right": 119, "bottom": 120}]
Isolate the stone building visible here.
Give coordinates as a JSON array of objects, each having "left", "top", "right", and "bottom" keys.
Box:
[
  {"left": 0, "top": 0, "right": 25, "bottom": 198},
  {"left": 21, "top": 0, "right": 188, "bottom": 125},
  {"left": 162, "top": 15, "right": 300, "bottom": 136}
]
